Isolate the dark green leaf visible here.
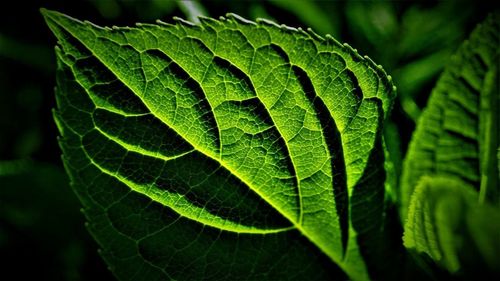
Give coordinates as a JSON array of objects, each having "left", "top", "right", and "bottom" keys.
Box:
[
  {"left": 403, "top": 176, "right": 500, "bottom": 275},
  {"left": 401, "top": 12, "right": 500, "bottom": 217},
  {"left": 402, "top": 12, "right": 500, "bottom": 277}
]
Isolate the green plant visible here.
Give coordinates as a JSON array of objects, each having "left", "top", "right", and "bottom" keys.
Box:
[
  {"left": 401, "top": 12, "right": 500, "bottom": 277},
  {"left": 41, "top": 8, "right": 499, "bottom": 281}
]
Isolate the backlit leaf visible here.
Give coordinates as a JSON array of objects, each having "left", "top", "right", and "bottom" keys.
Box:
[{"left": 42, "top": 9, "right": 396, "bottom": 280}]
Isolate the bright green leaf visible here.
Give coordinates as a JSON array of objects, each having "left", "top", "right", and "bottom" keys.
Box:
[
  {"left": 42, "top": 9, "right": 396, "bottom": 280},
  {"left": 401, "top": 13, "right": 500, "bottom": 218}
]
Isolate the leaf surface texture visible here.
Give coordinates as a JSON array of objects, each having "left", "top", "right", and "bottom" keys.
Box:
[
  {"left": 401, "top": 13, "right": 499, "bottom": 215},
  {"left": 402, "top": 12, "right": 500, "bottom": 276},
  {"left": 43, "top": 9, "right": 395, "bottom": 280}
]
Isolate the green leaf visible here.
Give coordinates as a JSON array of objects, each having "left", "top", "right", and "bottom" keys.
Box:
[
  {"left": 401, "top": 13, "right": 500, "bottom": 219},
  {"left": 42, "top": 9, "right": 396, "bottom": 280},
  {"left": 403, "top": 176, "right": 500, "bottom": 275}
]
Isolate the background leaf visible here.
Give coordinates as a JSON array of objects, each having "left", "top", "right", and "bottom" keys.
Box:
[
  {"left": 401, "top": 12, "right": 500, "bottom": 218},
  {"left": 403, "top": 176, "right": 500, "bottom": 276},
  {"left": 401, "top": 12, "right": 500, "bottom": 278}
]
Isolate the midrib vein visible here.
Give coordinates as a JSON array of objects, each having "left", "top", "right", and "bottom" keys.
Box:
[
  {"left": 55, "top": 18, "right": 302, "bottom": 224},
  {"left": 159, "top": 32, "right": 304, "bottom": 225},
  {"left": 479, "top": 53, "right": 499, "bottom": 204},
  {"left": 78, "top": 133, "right": 293, "bottom": 235},
  {"left": 53, "top": 87, "right": 293, "bottom": 235}
]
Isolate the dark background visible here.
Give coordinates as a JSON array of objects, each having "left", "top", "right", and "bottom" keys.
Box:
[{"left": 1, "top": 1, "right": 498, "bottom": 280}]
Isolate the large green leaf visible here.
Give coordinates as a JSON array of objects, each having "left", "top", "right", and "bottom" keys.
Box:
[
  {"left": 401, "top": 12, "right": 500, "bottom": 219},
  {"left": 42, "top": 9, "right": 396, "bottom": 280}
]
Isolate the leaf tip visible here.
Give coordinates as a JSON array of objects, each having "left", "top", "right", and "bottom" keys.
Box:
[
  {"left": 40, "top": 8, "right": 81, "bottom": 27},
  {"left": 39, "top": 7, "right": 55, "bottom": 19},
  {"left": 40, "top": 8, "right": 60, "bottom": 30},
  {"left": 41, "top": 8, "right": 90, "bottom": 45},
  {"left": 39, "top": 7, "right": 48, "bottom": 15}
]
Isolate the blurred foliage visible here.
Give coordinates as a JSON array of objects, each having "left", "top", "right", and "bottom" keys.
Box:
[
  {"left": 0, "top": 160, "right": 112, "bottom": 280},
  {"left": 0, "top": 0, "right": 498, "bottom": 280}
]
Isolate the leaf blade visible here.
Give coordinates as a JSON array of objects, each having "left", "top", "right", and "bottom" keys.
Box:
[{"left": 43, "top": 9, "right": 396, "bottom": 280}]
